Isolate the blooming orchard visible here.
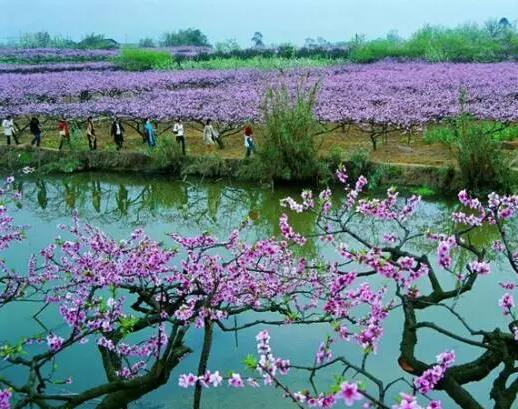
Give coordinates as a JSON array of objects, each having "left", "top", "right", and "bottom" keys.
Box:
[{"left": 1, "top": 62, "right": 517, "bottom": 128}]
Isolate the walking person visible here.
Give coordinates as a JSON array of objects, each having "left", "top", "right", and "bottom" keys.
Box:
[
  {"left": 144, "top": 118, "right": 156, "bottom": 148},
  {"left": 58, "top": 117, "right": 71, "bottom": 150},
  {"left": 173, "top": 118, "right": 186, "bottom": 155},
  {"left": 111, "top": 117, "right": 125, "bottom": 150},
  {"left": 2, "top": 115, "right": 19, "bottom": 145},
  {"left": 244, "top": 125, "right": 256, "bottom": 158},
  {"left": 86, "top": 116, "right": 97, "bottom": 150},
  {"left": 203, "top": 119, "right": 216, "bottom": 151},
  {"left": 29, "top": 116, "right": 42, "bottom": 147}
]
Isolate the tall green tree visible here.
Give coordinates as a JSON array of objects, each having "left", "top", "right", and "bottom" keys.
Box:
[{"left": 161, "top": 28, "right": 210, "bottom": 47}]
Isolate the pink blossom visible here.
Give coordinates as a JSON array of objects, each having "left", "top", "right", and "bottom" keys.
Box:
[
  {"left": 228, "top": 373, "right": 244, "bottom": 388},
  {"left": 499, "top": 293, "right": 515, "bottom": 315},
  {"left": 0, "top": 389, "right": 11, "bottom": 409},
  {"left": 178, "top": 373, "right": 197, "bottom": 388},
  {"left": 46, "top": 334, "right": 64, "bottom": 352},
  {"left": 469, "top": 261, "right": 490, "bottom": 275},
  {"left": 336, "top": 382, "right": 363, "bottom": 406}
]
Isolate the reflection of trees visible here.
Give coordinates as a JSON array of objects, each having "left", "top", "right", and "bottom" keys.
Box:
[
  {"left": 92, "top": 180, "right": 101, "bottom": 213},
  {"left": 36, "top": 179, "right": 48, "bottom": 209},
  {"left": 16, "top": 175, "right": 296, "bottom": 238}
]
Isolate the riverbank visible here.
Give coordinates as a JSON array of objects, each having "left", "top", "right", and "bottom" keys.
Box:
[{"left": 0, "top": 144, "right": 485, "bottom": 192}]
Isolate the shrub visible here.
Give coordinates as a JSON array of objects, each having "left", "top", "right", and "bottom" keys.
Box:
[
  {"left": 425, "top": 121, "right": 518, "bottom": 146},
  {"left": 428, "top": 94, "right": 514, "bottom": 192},
  {"left": 349, "top": 38, "right": 407, "bottom": 63},
  {"left": 345, "top": 148, "right": 371, "bottom": 181},
  {"left": 453, "top": 115, "right": 512, "bottom": 192},
  {"left": 114, "top": 48, "right": 172, "bottom": 71},
  {"left": 181, "top": 155, "right": 230, "bottom": 178},
  {"left": 242, "top": 82, "right": 322, "bottom": 182},
  {"left": 149, "top": 136, "right": 184, "bottom": 171},
  {"left": 78, "top": 33, "right": 118, "bottom": 50}
]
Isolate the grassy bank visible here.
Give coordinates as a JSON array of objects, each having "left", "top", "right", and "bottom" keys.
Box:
[{"left": 0, "top": 144, "right": 473, "bottom": 193}]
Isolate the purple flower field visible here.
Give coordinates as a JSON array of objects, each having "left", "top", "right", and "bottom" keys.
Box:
[
  {"left": 1, "top": 61, "right": 517, "bottom": 126},
  {"left": 0, "top": 62, "right": 116, "bottom": 74},
  {"left": 0, "top": 46, "right": 212, "bottom": 64},
  {"left": 0, "top": 47, "right": 118, "bottom": 62}
]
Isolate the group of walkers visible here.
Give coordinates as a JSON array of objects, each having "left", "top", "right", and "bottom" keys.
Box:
[
  {"left": 56, "top": 116, "right": 125, "bottom": 151},
  {"left": 2, "top": 116, "right": 256, "bottom": 157}
]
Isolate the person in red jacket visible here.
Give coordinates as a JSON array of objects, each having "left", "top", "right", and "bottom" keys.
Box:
[
  {"left": 244, "top": 125, "right": 255, "bottom": 158},
  {"left": 58, "top": 117, "right": 71, "bottom": 150}
]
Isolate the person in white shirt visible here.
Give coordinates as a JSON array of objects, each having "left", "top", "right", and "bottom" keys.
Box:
[
  {"left": 173, "top": 118, "right": 186, "bottom": 155},
  {"left": 2, "top": 115, "right": 19, "bottom": 145},
  {"left": 203, "top": 119, "right": 216, "bottom": 151}
]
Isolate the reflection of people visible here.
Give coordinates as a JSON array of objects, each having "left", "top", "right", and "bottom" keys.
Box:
[
  {"left": 144, "top": 118, "right": 156, "bottom": 147},
  {"left": 58, "top": 117, "right": 71, "bottom": 150},
  {"left": 63, "top": 182, "right": 76, "bottom": 209},
  {"left": 207, "top": 183, "right": 221, "bottom": 221},
  {"left": 173, "top": 118, "right": 186, "bottom": 155},
  {"left": 36, "top": 179, "right": 48, "bottom": 209},
  {"left": 92, "top": 180, "right": 101, "bottom": 213},
  {"left": 111, "top": 117, "right": 125, "bottom": 150},
  {"left": 117, "top": 184, "right": 129, "bottom": 215},
  {"left": 86, "top": 116, "right": 97, "bottom": 150}
]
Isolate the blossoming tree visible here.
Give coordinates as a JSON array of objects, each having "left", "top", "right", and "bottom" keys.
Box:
[{"left": 0, "top": 166, "right": 517, "bottom": 409}]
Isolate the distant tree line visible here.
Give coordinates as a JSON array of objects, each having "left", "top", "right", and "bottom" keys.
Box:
[
  {"left": 137, "top": 18, "right": 518, "bottom": 63},
  {"left": 6, "top": 32, "right": 119, "bottom": 49},
  {"left": 4, "top": 18, "right": 518, "bottom": 63}
]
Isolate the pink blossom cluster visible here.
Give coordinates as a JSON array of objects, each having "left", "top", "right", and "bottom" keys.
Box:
[
  {"left": 392, "top": 394, "right": 442, "bottom": 409},
  {"left": 498, "top": 293, "right": 515, "bottom": 315},
  {"left": 292, "top": 381, "right": 363, "bottom": 408},
  {"left": 279, "top": 214, "right": 307, "bottom": 245},
  {"left": 46, "top": 334, "right": 64, "bottom": 352},
  {"left": 436, "top": 236, "right": 456, "bottom": 269},
  {"left": 414, "top": 350, "right": 455, "bottom": 394},
  {"left": 255, "top": 330, "right": 290, "bottom": 384},
  {"left": 0, "top": 389, "right": 11, "bottom": 409},
  {"left": 315, "top": 338, "right": 333, "bottom": 364}
]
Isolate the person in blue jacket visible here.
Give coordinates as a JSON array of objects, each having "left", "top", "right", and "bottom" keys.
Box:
[{"left": 144, "top": 118, "right": 156, "bottom": 147}]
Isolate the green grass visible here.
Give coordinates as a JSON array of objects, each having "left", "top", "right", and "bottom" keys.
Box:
[
  {"left": 424, "top": 121, "right": 518, "bottom": 145},
  {"left": 113, "top": 48, "right": 172, "bottom": 71},
  {"left": 168, "top": 56, "right": 341, "bottom": 70}
]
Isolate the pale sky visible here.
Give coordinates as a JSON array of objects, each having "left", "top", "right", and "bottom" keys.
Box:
[{"left": 0, "top": 0, "right": 516, "bottom": 45}]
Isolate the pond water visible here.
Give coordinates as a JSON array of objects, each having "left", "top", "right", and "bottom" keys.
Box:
[{"left": 0, "top": 172, "right": 513, "bottom": 409}]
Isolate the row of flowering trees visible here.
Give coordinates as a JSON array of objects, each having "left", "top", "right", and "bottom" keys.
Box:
[
  {"left": 0, "top": 166, "right": 517, "bottom": 409},
  {"left": 1, "top": 62, "right": 517, "bottom": 149}
]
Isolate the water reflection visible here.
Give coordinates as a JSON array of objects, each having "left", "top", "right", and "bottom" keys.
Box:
[{"left": 18, "top": 173, "right": 323, "bottom": 240}]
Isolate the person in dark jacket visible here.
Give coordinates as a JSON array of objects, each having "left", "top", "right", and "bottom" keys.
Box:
[
  {"left": 111, "top": 117, "right": 125, "bottom": 150},
  {"left": 29, "top": 116, "right": 42, "bottom": 147}
]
